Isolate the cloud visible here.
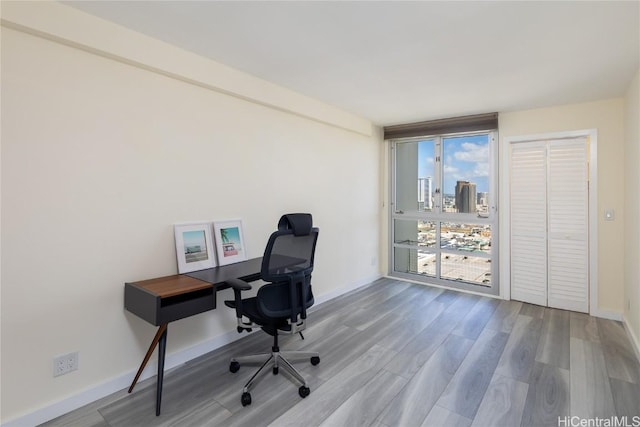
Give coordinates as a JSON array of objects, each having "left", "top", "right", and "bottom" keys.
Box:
[
  {"left": 444, "top": 164, "right": 465, "bottom": 182},
  {"left": 444, "top": 164, "right": 459, "bottom": 174},
  {"left": 452, "top": 142, "right": 489, "bottom": 179},
  {"left": 454, "top": 142, "right": 488, "bottom": 162},
  {"left": 473, "top": 162, "right": 489, "bottom": 177}
]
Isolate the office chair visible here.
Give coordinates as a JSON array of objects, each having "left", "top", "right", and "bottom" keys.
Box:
[{"left": 224, "top": 213, "right": 320, "bottom": 406}]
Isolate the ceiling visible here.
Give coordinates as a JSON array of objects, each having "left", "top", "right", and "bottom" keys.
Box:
[{"left": 64, "top": 1, "right": 639, "bottom": 126}]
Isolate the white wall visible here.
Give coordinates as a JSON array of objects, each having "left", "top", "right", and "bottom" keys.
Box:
[
  {"left": 499, "top": 98, "right": 626, "bottom": 316},
  {"left": 624, "top": 69, "right": 640, "bottom": 353},
  {"left": 0, "top": 4, "right": 382, "bottom": 423}
]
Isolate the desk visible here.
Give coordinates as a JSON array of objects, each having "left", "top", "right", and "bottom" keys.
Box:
[{"left": 124, "top": 257, "right": 263, "bottom": 416}]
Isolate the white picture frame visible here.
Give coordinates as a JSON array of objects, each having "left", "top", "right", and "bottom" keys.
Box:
[
  {"left": 174, "top": 222, "right": 217, "bottom": 273},
  {"left": 213, "top": 219, "right": 248, "bottom": 266}
]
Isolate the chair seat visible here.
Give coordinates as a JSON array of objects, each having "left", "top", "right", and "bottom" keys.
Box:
[
  {"left": 224, "top": 213, "right": 319, "bottom": 407},
  {"left": 224, "top": 298, "right": 288, "bottom": 335}
]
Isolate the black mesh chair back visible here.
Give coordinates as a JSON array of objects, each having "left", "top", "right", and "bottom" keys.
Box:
[
  {"left": 225, "top": 213, "right": 320, "bottom": 406},
  {"left": 257, "top": 214, "right": 319, "bottom": 323}
]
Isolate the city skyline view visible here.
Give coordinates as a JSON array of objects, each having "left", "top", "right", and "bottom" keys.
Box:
[
  {"left": 417, "top": 134, "right": 490, "bottom": 194},
  {"left": 395, "top": 133, "right": 495, "bottom": 287}
]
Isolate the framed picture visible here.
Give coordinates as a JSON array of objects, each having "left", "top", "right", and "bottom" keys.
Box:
[
  {"left": 213, "top": 219, "right": 247, "bottom": 266},
  {"left": 174, "top": 222, "right": 217, "bottom": 273}
]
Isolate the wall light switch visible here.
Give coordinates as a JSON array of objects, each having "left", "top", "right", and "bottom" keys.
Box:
[{"left": 604, "top": 209, "right": 615, "bottom": 221}]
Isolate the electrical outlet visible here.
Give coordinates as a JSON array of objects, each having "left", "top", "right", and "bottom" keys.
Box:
[{"left": 53, "top": 352, "right": 78, "bottom": 377}]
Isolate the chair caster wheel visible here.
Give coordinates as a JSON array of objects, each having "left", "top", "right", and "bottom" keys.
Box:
[
  {"left": 230, "top": 361, "right": 240, "bottom": 373},
  {"left": 310, "top": 356, "right": 320, "bottom": 365},
  {"left": 273, "top": 366, "right": 279, "bottom": 375},
  {"left": 299, "top": 386, "right": 310, "bottom": 398},
  {"left": 241, "top": 392, "right": 252, "bottom": 406}
]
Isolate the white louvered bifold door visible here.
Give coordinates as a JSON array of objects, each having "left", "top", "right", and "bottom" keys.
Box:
[
  {"left": 547, "top": 138, "right": 589, "bottom": 312},
  {"left": 510, "top": 141, "right": 548, "bottom": 306}
]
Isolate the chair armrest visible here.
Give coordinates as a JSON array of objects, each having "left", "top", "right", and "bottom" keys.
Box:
[
  {"left": 226, "top": 278, "right": 252, "bottom": 292},
  {"left": 225, "top": 279, "right": 252, "bottom": 321}
]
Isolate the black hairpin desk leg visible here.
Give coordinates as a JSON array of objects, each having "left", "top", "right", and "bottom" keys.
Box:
[
  {"left": 156, "top": 326, "right": 167, "bottom": 416},
  {"left": 128, "top": 323, "right": 169, "bottom": 416}
]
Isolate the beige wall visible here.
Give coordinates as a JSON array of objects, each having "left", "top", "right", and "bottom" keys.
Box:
[
  {"left": 2, "top": 1, "right": 637, "bottom": 423},
  {"left": 624, "top": 69, "right": 640, "bottom": 352},
  {"left": 499, "top": 98, "right": 626, "bottom": 314},
  {"left": 0, "top": 5, "right": 382, "bottom": 423}
]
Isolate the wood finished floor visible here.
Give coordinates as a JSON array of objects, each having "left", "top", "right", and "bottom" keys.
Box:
[{"left": 41, "top": 278, "right": 640, "bottom": 427}]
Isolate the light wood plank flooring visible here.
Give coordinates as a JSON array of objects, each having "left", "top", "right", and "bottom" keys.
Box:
[{"left": 41, "top": 278, "right": 640, "bottom": 427}]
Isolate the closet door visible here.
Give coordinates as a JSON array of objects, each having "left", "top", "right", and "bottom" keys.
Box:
[
  {"left": 510, "top": 141, "right": 548, "bottom": 306},
  {"left": 547, "top": 138, "right": 589, "bottom": 312}
]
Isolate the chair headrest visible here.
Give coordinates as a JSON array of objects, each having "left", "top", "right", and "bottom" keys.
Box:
[{"left": 277, "top": 213, "right": 313, "bottom": 236}]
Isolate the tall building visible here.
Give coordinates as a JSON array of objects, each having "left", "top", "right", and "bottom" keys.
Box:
[
  {"left": 418, "top": 177, "right": 433, "bottom": 210},
  {"left": 455, "top": 180, "right": 477, "bottom": 213},
  {"left": 477, "top": 192, "right": 488, "bottom": 206},
  {"left": 425, "top": 177, "right": 433, "bottom": 210}
]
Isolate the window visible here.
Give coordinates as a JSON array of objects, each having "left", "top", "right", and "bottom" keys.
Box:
[{"left": 390, "top": 130, "right": 498, "bottom": 294}]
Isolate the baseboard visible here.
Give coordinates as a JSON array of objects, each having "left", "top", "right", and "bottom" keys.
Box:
[
  {"left": 1, "top": 274, "right": 382, "bottom": 427},
  {"left": 591, "top": 308, "right": 624, "bottom": 321},
  {"left": 1, "top": 327, "right": 243, "bottom": 427},
  {"left": 623, "top": 315, "right": 640, "bottom": 364},
  {"left": 313, "top": 274, "right": 382, "bottom": 306},
  {"left": 2, "top": 370, "right": 134, "bottom": 427}
]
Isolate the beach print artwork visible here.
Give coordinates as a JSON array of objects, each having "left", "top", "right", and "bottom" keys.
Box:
[
  {"left": 182, "top": 230, "right": 209, "bottom": 263},
  {"left": 220, "top": 227, "right": 242, "bottom": 257}
]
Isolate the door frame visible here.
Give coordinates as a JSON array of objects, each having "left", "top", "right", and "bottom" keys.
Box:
[{"left": 500, "top": 129, "right": 599, "bottom": 316}]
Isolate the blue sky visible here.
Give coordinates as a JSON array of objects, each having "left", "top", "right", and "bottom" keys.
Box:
[
  {"left": 418, "top": 134, "right": 490, "bottom": 194},
  {"left": 183, "top": 230, "right": 206, "bottom": 248}
]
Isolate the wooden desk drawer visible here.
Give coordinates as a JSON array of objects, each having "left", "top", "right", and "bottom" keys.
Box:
[
  {"left": 158, "top": 288, "right": 215, "bottom": 324},
  {"left": 125, "top": 278, "right": 216, "bottom": 326}
]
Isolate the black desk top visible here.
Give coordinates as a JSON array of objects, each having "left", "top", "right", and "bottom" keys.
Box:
[
  {"left": 125, "top": 257, "right": 264, "bottom": 326},
  {"left": 185, "top": 257, "right": 263, "bottom": 290}
]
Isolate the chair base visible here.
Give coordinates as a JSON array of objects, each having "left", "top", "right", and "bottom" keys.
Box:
[{"left": 230, "top": 348, "right": 319, "bottom": 406}]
